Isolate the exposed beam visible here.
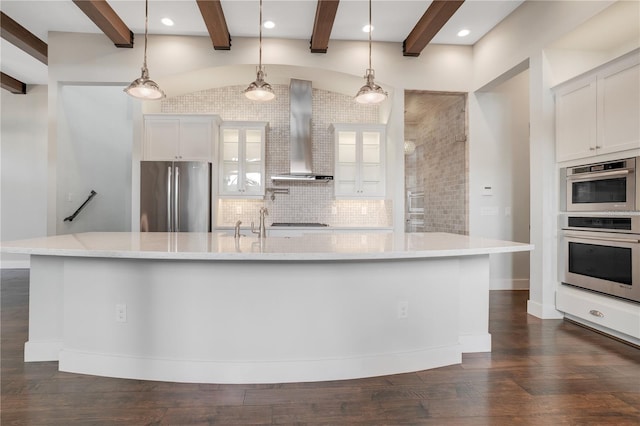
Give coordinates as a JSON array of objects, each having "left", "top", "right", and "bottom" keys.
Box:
[
  {"left": 403, "top": 0, "right": 464, "bottom": 57},
  {"left": 0, "top": 12, "right": 48, "bottom": 64},
  {"left": 72, "top": 0, "right": 133, "bottom": 48},
  {"left": 310, "top": 0, "right": 340, "bottom": 53},
  {"left": 196, "top": 0, "right": 231, "bottom": 50},
  {"left": 1, "top": 72, "right": 27, "bottom": 94}
]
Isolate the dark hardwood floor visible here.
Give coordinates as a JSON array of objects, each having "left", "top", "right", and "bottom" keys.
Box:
[{"left": 1, "top": 269, "right": 639, "bottom": 425}]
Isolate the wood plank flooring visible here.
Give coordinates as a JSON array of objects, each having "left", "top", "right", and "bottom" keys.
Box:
[{"left": 1, "top": 269, "right": 639, "bottom": 425}]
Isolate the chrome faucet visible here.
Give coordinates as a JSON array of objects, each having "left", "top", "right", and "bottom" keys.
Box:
[
  {"left": 234, "top": 220, "right": 242, "bottom": 238},
  {"left": 251, "top": 207, "right": 268, "bottom": 238}
]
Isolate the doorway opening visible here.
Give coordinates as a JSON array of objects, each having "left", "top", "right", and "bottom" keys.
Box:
[{"left": 404, "top": 91, "right": 468, "bottom": 234}]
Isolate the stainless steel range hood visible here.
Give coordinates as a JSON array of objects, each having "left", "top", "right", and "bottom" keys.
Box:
[{"left": 271, "top": 79, "right": 333, "bottom": 182}]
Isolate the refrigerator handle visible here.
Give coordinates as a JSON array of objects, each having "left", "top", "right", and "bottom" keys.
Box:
[
  {"left": 167, "top": 166, "right": 172, "bottom": 232},
  {"left": 174, "top": 166, "right": 180, "bottom": 232}
]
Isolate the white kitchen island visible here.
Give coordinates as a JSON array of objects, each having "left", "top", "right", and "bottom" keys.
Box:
[{"left": 2, "top": 232, "right": 532, "bottom": 384}]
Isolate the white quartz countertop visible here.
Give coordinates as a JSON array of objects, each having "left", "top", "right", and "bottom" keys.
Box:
[{"left": 1, "top": 232, "right": 533, "bottom": 261}]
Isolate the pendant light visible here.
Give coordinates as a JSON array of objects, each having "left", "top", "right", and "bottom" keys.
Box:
[
  {"left": 355, "top": 0, "right": 387, "bottom": 105},
  {"left": 244, "top": 0, "right": 275, "bottom": 101},
  {"left": 124, "top": 0, "right": 165, "bottom": 100}
]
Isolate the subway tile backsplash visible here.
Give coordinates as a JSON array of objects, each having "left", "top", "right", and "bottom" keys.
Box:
[{"left": 162, "top": 84, "right": 393, "bottom": 228}]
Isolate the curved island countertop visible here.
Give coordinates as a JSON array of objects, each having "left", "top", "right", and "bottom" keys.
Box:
[
  {"left": 1, "top": 231, "right": 532, "bottom": 261},
  {"left": 2, "top": 231, "right": 533, "bottom": 384}
]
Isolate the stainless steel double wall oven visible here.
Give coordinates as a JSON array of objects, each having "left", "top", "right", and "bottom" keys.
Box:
[{"left": 562, "top": 157, "right": 640, "bottom": 304}]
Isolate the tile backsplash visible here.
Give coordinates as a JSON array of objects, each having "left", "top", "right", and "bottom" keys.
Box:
[{"left": 162, "top": 84, "right": 393, "bottom": 228}]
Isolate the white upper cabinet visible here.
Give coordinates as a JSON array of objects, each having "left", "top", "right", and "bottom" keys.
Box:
[
  {"left": 555, "top": 78, "right": 597, "bottom": 162},
  {"left": 598, "top": 56, "right": 640, "bottom": 156},
  {"left": 555, "top": 52, "right": 639, "bottom": 163},
  {"left": 143, "top": 115, "right": 219, "bottom": 161},
  {"left": 331, "top": 123, "right": 386, "bottom": 199},
  {"left": 219, "top": 122, "right": 267, "bottom": 198}
]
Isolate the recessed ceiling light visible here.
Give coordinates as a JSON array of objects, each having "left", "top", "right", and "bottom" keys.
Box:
[
  {"left": 263, "top": 20, "right": 275, "bottom": 29},
  {"left": 161, "top": 17, "right": 174, "bottom": 27},
  {"left": 457, "top": 29, "right": 470, "bottom": 37},
  {"left": 362, "top": 24, "right": 374, "bottom": 33}
]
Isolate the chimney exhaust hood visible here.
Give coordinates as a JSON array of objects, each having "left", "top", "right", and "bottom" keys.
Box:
[{"left": 271, "top": 79, "right": 333, "bottom": 182}]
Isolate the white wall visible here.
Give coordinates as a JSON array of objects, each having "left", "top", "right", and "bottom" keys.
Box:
[
  {"left": 56, "top": 85, "right": 133, "bottom": 234},
  {"left": 471, "top": 0, "right": 637, "bottom": 317},
  {"left": 470, "top": 70, "right": 530, "bottom": 290},
  {"left": 0, "top": 85, "right": 48, "bottom": 267},
  {"left": 472, "top": 1, "right": 614, "bottom": 91}
]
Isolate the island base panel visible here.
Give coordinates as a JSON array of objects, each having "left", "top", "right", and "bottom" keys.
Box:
[
  {"left": 27, "top": 255, "right": 492, "bottom": 384},
  {"left": 24, "top": 256, "right": 64, "bottom": 361}
]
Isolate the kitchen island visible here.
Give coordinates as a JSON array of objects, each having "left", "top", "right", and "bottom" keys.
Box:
[{"left": 2, "top": 232, "right": 532, "bottom": 384}]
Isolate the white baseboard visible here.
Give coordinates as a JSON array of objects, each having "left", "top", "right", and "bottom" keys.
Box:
[
  {"left": 0, "top": 259, "right": 30, "bottom": 269},
  {"left": 25, "top": 340, "right": 63, "bottom": 362},
  {"left": 490, "top": 278, "right": 529, "bottom": 290},
  {"left": 59, "top": 345, "right": 463, "bottom": 385},
  {"left": 459, "top": 333, "right": 491, "bottom": 353},
  {"left": 527, "top": 299, "right": 564, "bottom": 319}
]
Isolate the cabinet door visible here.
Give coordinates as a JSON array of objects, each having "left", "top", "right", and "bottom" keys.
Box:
[
  {"left": 360, "top": 130, "right": 385, "bottom": 197},
  {"left": 598, "top": 60, "right": 640, "bottom": 155},
  {"left": 219, "top": 124, "right": 266, "bottom": 197},
  {"left": 243, "top": 128, "right": 265, "bottom": 196},
  {"left": 179, "top": 119, "right": 213, "bottom": 161},
  {"left": 555, "top": 79, "right": 597, "bottom": 162},
  {"left": 220, "top": 128, "right": 241, "bottom": 195},
  {"left": 144, "top": 119, "right": 180, "bottom": 160},
  {"left": 335, "top": 130, "right": 359, "bottom": 197}
]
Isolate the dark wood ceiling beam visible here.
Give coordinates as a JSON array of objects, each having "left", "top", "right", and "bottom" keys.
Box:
[
  {"left": 310, "top": 0, "right": 340, "bottom": 53},
  {"left": 1, "top": 72, "right": 27, "bottom": 94},
  {"left": 72, "top": 0, "right": 133, "bottom": 48},
  {"left": 196, "top": 0, "right": 231, "bottom": 50},
  {"left": 0, "top": 12, "right": 48, "bottom": 64},
  {"left": 403, "top": 0, "right": 464, "bottom": 57}
]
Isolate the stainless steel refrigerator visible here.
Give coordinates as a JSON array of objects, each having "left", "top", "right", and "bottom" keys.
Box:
[{"left": 140, "top": 161, "right": 211, "bottom": 232}]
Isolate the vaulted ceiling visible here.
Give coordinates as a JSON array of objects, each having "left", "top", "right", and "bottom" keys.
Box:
[{"left": 0, "top": 0, "right": 524, "bottom": 92}]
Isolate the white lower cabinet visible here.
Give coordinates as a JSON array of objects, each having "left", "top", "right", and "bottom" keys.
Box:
[{"left": 556, "top": 285, "right": 640, "bottom": 342}]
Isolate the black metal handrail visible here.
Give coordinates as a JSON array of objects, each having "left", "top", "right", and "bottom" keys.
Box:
[{"left": 63, "top": 190, "right": 97, "bottom": 222}]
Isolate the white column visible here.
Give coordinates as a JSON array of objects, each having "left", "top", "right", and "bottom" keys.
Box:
[{"left": 528, "top": 51, "right": 563, "bottom": 319}]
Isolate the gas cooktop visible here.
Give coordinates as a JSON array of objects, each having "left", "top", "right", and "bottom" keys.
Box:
[{"left": 270, "top": 223, "right": 329, "bottom": 227}]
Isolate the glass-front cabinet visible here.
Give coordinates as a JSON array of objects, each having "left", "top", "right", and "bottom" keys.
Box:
[
  {"left": 219, "top": 122, "right": 267, "bottom": 197},
  {"left": 331, "top": 123, "right": 386, "bottom": 198}
]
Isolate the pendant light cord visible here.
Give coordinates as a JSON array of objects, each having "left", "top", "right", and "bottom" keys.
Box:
[
  {"left": 368, "top": 0, "right": 372, "bottom": 70},
  {"left": 259, "top": 0, "right": 263, "bottom": 69},
  {"left": 143, "top": 0, "right": 149, "bottom": 70}
]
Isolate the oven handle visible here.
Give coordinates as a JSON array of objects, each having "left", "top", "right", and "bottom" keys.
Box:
[
  {"left": 563, "top": 231, "right": 640, "bottom": 244},
  {"left": 566, "top": 169, "right": 631, "bottom": 181}
]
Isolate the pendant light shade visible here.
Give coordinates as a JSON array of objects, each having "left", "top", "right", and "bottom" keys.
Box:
[
  {"left": 125, "top": 0, "right": 165, "bottom": 100},
  {"left": 355, "top": 69, "right": 387, "bottom": 104},
  {"left": 124, "top": 66, "right": 165, "bottom": 100},
  {"left": 244, "top": 66, "right": 275, "bottom": 101},
  {"left": 244, "top": 0, "right": 275, "bottom": 101},
  {"left": 355, "top": 0, "right": 387, "bottom": 105}
]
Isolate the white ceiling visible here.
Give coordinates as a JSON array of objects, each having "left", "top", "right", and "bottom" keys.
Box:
[{"left": 1, "top": 0, "right": 525, "bottom": 86}]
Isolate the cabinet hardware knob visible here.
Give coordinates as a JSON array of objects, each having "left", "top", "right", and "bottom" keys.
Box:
[
  {"left": 589, "top": 309, "right": 604, "bottom": 318},
  {"left": 589, "top": 147, "right": 596, "bottom": 151}
]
